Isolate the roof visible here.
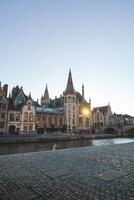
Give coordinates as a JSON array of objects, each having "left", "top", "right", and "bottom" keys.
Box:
[
  {"left": 36, "top": 107, "right": 63, "bottom": 115},
  {"left": 76, "top": 92, "right": 88, "bottom": 104},
  {"left": 93, "top": 106, "right": 109, "bottom": 113},
  {"left": 33, "top": 101, "right": 40, "bottom": 107},
  {"left": 49, "top": 97, "right": 64, "bottom": 108},
  {"left": 8, "top": 98, "right": 23, "bottom": 111},
  {"left": 123, "top": 114, "right": 134, "bottom": 118}
]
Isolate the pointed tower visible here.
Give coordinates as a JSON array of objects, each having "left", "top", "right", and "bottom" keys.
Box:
[
  {"left": 64, "top": 69, "right": 74, "bottom": 94},
  {"left": 41, "top": 84, "right": 50, "bottom": 107},
  {"left": 44, "top": 84, "right": 49, "bottom": 101},
  {"left": 63, "top": 69, "right": 77, "bottom": 131},
  {"left": 82, "top": 83, "right": 84, "bottom": 100}
]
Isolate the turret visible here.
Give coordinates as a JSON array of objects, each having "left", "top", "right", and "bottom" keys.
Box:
[
  {"left": 41, "top": 84, "right": 50, "bottom": 107},
  {"left": 82, "top": 83, "right": 84, "bottom": 100}
]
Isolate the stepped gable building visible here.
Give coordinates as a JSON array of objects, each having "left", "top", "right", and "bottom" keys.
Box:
[
  {"left": 8, "top": 86, "right": 39, "bottom": 134},
  {"left": 8, "top": 86, "right": 26, "bottom": 134},
  {"left": 20, "top": 93, "right": 38, "bottom": 133},
  {"left": 63, "top": 69, "right": 91, "bottom": 131},
  {"left": 92, "top": 104, "right": 112, "bottom": 128},
  {"left": 0, "top": 82, "right": 8, "bottom": 134}
]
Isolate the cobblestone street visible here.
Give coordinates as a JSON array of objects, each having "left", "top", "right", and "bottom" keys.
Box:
[{"left": 0, "top": 143, "right": 134, "bottom": 200}]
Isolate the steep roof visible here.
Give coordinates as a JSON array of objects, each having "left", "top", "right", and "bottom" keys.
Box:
[
  {"left": 49, "top": 97, "right": 64, "bottom": 108},
  {"left": 64, "top": 69, "right": 75, "bottom": 94},
  {"left": 44, "top": 84, "right": 49, "bottom": 101},
  {"left": 76, "top": 92, "right": 88, "bottom": 104},
  {"left": 93, "top": 106, "right": 109, "bottom": 113},
  {"left": 8, "top": 97, "right": 22, "bottom": 110},
  {"left": 36, "top": 107, "right": 63, "bottom": 115}
]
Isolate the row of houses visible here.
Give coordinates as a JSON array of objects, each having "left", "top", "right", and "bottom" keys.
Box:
[{"left": 0, "top": 70, "right": 133, "bottom": 134}]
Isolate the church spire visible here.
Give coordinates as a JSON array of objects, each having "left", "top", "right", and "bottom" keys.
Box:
[
  {"left": 44, "top": 84, "right": 49, "bottom": 100},
  {"left": 41, "top": 84, "right": 50, "bottom": 107},
  {"left": 65, "top": 69, "right": 74, "bottom": 94}
]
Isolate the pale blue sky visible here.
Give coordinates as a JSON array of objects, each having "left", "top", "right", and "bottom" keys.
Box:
[{"left": 0, "top": 0, "right": 134, "bottom": 115}]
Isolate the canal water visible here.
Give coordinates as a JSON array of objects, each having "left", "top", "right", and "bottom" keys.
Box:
[{"left": 0, "top": 138, "right": 134, "bottom": 156}]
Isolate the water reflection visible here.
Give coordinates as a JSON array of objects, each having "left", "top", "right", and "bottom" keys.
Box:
[{"left": 0, "top": 138, "right": 134, "bottom": 156}]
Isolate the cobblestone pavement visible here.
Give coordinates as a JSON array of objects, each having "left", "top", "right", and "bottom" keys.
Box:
[{"left": 0, "top": 143, "right": 134, "bottom": 200}]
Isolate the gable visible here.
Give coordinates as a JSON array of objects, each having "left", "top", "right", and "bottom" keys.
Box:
[{"left": 14, "top": 89, "right": 26, "bottom": 105}]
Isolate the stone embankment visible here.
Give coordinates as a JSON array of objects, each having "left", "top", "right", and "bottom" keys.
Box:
[{"left": 0, "top": 133, "right": 121, "bottom": 144}]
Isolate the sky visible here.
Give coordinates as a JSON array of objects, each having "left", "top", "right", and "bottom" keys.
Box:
[{"left": 0, "top": 0, "right": 134, "bottom": 115}]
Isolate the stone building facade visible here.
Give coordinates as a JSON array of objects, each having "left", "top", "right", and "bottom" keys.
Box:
[
  {"left": 20, "top": 95, "right": 36, "bottom": 133},
  {"left": 0, "top": 83, "right": 8, "bottom": 134},
  {"left": 1, "top": 69, "right": 120, "bottom": 134},
  {"left": 92, "top": 105, "right": 112, "bottom": 128},
  {"left": 63, "top": 69, "right": 91, "bottom": 131}
]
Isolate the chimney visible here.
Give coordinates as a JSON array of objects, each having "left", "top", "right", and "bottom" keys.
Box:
[{"left": 3, "top": 84, "right": 8, "bottom": 97}]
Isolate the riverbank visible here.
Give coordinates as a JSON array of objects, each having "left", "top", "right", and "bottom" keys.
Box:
[{"left": 0, "top": 133, "right": 122, "bottom": 144}]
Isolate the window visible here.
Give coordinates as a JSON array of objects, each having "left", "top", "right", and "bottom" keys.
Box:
[
  {"left": 86, "top": 118, "right": 89, "bottom": 127},
  {"left": 73, "top": 97, "right": 75, "bottom": 103},
  {"left": 44, "top": 117, "right": 46, "bottom": 123},
  {"left": 28, "top": 103, "right": 31, "bottom": 110},
  {"left": 23, "top": 126, "right": 27, "bottom": 132},
  {"left": 29, "top": 125, "right": 33, "bottom": 132},
  {"left": 79, "top": 118, "right": 82, "bottom": 126},
  {"left": 10, "top": 113, "right": 15, "bottom": 121},
  {"left": 68, "top": 96, "right": 71, "bottom": 102},
  {"left": 29, "top": 113, "right": 33, "bottom": 122},
  {"left": 49, "top": 117, "right": 52, "bottom": 124},
  {"left": 16, "top": 113, "right": 20, "bottom": 121},
  {"left": 0, "top": 122, "right": 4, "bottom": 128},
  {"left": 24, "top": 112, "right": 28, "bottom": 122},
  {"left": 1, "top": 113, "right": 5, "bottom": 119},
  {"left": 59, "top": 118, "right": 62, "bottom": 127},
  {"left": 54, "top": 117, "right": 57, "bottom": 126},
  {"left": 36, "top": 116, "right": 40, "bottom": 123},
  {"left": 2, "top": 105, "right": 6, "bottom": 110}
]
